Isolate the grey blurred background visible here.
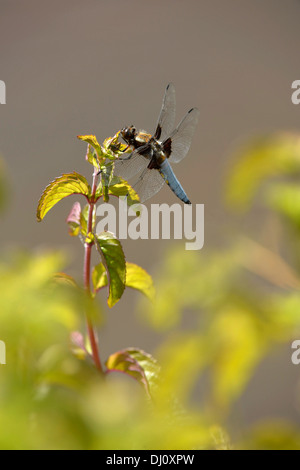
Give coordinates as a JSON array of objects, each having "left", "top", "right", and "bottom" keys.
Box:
[{"left": 1, "top": 0, "right": 300, "bottom": 433}]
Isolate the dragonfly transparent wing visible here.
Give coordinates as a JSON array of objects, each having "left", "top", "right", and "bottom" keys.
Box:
[
  {"left": 114, "top": 148, "right": 149, "bottom": 181},
  {"left": 154, "top": 82, "right": 176, "bottom": 143},
  {"left": 165, "top": 107, "right": 200, "bottom": 164},
  {"left": 132, "top": 168, "right": 165, "bottom": 203}
]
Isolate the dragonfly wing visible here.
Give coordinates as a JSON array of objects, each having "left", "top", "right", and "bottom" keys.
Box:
[
  {"left": 165, "top": 107, "right": 200, "bottom": 164},
  {"left": 154, "top": 83, "right": 176, "bottom": 142},
  {"left": 132, "top": 168, "right": 165, "bottom": 203},
  {"left": 114, "top": 148, "right": 149, "bottom": 181}
]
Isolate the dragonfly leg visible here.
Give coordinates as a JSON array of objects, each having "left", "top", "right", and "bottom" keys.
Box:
[{"left": 118, "top": 147, "right": 132, "bottom": 160}]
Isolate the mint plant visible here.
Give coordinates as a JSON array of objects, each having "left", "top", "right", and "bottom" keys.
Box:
[{"left": 37, "top": 132, "right": 158, "bottom": 395}]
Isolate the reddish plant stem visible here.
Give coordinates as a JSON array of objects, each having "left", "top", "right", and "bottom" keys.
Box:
[{"left": 83, "top": 167, "right": 103, "bottom": 373}]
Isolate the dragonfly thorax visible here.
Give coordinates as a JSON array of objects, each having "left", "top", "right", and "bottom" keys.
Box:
[
  {"left": 149, "top": 138, "right": 165, "bottom": 157},
  {"left": 146, "top": 138, "right": 166, "bottom": 168}
]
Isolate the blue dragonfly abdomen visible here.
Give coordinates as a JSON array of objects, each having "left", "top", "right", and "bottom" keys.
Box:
[{"left": 159, "top": 159, "right": 191, "bottom": 204}]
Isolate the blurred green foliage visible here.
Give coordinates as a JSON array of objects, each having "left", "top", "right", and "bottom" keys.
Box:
[
  {"left": 0, "top": 250, "right": 201, "bottom": 449},
  {"left": 2, "top": 132, "right": 300, "bottom": 449},
  {"left": 139, "top": 132, "right": 300, "bottom": 449},
  {"left": 225, "top": 132, "right": 300, "bottom": 211},
  {"left": 0, "top": 250, "right": 213, "bottom": 449}
]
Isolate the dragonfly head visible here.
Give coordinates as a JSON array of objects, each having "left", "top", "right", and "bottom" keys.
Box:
[{"left": 121, "top": 126, "right": 137, "bottom": 145}]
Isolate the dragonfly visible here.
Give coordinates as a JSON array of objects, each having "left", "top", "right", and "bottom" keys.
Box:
[{"left": 114, "top": 83, "right": 199, "bottom": 204}]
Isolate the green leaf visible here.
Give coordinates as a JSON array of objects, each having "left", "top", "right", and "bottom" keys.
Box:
[
  {"left": 125, "top": 262, "right": 155, "bottom": 302},
  {"left": 100, "top": 162, "right": 115, "bottom": 203},
  {"left": 96, "top": 176, "right": 140, "bottom": 208},
  {"left": 85, "top": 144, "right": 101, "bottom": 169},
  {"left": 37, "top": 173, "right": 91, "bottom": 222},
  {"left": 85, "top": 232, "right": 95, "bottom": 245},
  {"left": 52, "top": 272, "right": 78, "bottom": 287},
  {"left": 92, "top": 262, "right": 107, "bottom": 292},
  {"left": 80, "top": 204, "right": 96, "bottom": 237},
  {"left": 102, "top": 131, "right": 130, "bottom": 159},
  {"left": 225, "top": 133, "right": 300, "bottom": 211},
  {"left": 95, "top": 232, "right": 126, "bottom": 307},
  {"left": 105, "top": 348, "right": 160, "bottom": 397},
  {"left": 92, "top": 261, "right": 155, "bottom": 302},
  {"left": 109, "top": 176, "right": 141, "bottom": 207},
  {"left": 77, "top": 135, "right": 105, "bottom": 165}
]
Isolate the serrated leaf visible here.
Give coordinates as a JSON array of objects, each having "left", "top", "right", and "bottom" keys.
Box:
[
  {"left": 125, "top": 262, "right": 155, "bottom": 301},
  {"left": 95, "top": 232, "right": 126, "bottom": 307},
  {"left": 105, "top": 348, "right": 160, "bottom": 397},
  {"left": 77, "top": 135, "right": 105, "bottom": 165},
  {"left": 92, "top": 261, "right": 154, "bottom": 301},
  {"left": 80, "top": 204, "right": 96, "bottom": 236},
  {"left": 85, "top": 144, "right": 101, "bottom": 169},
  {"left": 96, "top": 176, "right": 140, "bottom": 208},
  {"left": 37, "top": 173, "right": 91, "bottom": 221},
  {"left": 101, "top": 162, "right": 115, "bottom": 202},
  {"left": 92, "top": 262, "right": 108, "bottom": 292},
  {"left": 109, "top": 176, "right": 141, "bottom": 207},
  {"left": 103, "top": 131, "right": 130, "bottom": 158}
]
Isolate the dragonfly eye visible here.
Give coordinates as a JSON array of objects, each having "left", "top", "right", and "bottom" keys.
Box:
[
  {"left": 121, "top": 126, "right": 136, "bottom": 144},
  {"left": 121, "top": 127, "right": 128, "bottom": 137}
]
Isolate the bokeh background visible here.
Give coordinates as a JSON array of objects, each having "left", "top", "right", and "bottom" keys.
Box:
[{"left": 1, "top": 0, "right": 300, "bottom": 449}]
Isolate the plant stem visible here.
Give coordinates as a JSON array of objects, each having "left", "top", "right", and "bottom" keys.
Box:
[{"left": 83, "top": 166, "right": 103, "bottom": 373}]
